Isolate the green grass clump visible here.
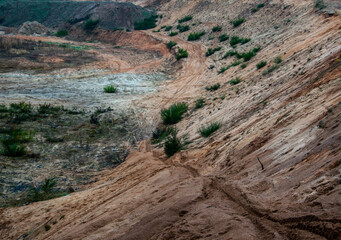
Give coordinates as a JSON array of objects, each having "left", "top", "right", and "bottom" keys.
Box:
[
  {"left": 152, "top": 126, "right": 176, "bottom": 144},
  {"left": 194, "top": 98, "right": 205, "bottom": 109},
  {"left": 175, "top": 48, "right": 189, "bottom": 60},
  {"left": 262, "top": 64, "right": 279, "bottom": 75},
  {"left": 240, "top": 63, "right": 247, "bottom": 69},
  {"left": 83, "top": 19, "right": 100, "bottom": 31},
  {"left": 1, "top": 128, "right": 34, "bottom": 157},
  {"left": 134, "top": 14, "right": 158, "bottom": 30},
  {"left": 222, "top": 50, "right": 238, "bottom": 59},
  {"left": 164, "top": 129, "right": 183, "bottom": 157},
  {"left": 218, "top": 66, "right": 231, "bottom": 74},
  {"left": 167, "top": 41, "right": 177, "bottom": 49},
  {"left": 0, "top": 104, "right": 8, "bottom": 112},
  {"left": 315, "top": 0, "right": 326, "bottom": 9},
  {"left": 257, "top": 3, "right": 265, "bottom": 8},
  {"left": 205, "top": 83, "right": 220, "bottom": 91},
  {"left": 256, "top": 61, "right": 267, "bottom": 69},
  {"left": 161, "top": 102, "right": 188, "bottom": 125},
  {"left": 219, "top": 34, "right": 229, "bottom": 42},
  {"left": 274, "top": 56, "right": 282, "bottom": 64},
  {"left": 178, "top": 15, "right": 193, "bottom": 23},
  {"left": 231, "top": 18, "right": 245, "bottom": 28},
  {"left": 212, "top": 25, "right": 222, "bottom": 32},
  {"left": 27, "top": 178, "right": 65, "bottom": 203},
  {"left": 229, "top": 77, "right": 242, "bottom": 85},
  {"left": 9, "top": 102, "right": 33, "bottom": 114},
  {"left": 165, "top": 26, "right": 172, "bottom": 31},
  {"left": 37, "top": 103, "right": 63, "bottom": 115},
  {"left": 253, "top": 46, "right": 261, "bottom": 53},
  {"left": 230, "top": 36, "right": 251, "bottom": 47},
  {"left": 169, "top": 31, "right": 178, "bottom": 36},
  {"left": 177, "top": 25, "right": 190, "bottom": 32},
  {"left": 236, "top": 50, "right": 256, "bottom": 62},
  {"left": 103, "top": 85, "right": 117, "bottom": 93},
  {"left": 55, "top": 30, "right": 68, "bottom": 37},
  {"left": 199, "top": 122, "right": 221, "bottom": 137},
  {"left": 188, "top": 31, "right": 205, "bottom": 41},
  {"left": 206, "top": 47, "right": 222, "bottom": 57}
]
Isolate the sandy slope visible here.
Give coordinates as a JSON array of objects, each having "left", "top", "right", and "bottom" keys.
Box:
[{"left": 1, "top": 0, "right": 341, "bottom": 239}]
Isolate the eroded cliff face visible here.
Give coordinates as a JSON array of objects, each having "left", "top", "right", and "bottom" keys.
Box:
[{"left": 1, "top": 0, "right": 340, "bottom": 239}]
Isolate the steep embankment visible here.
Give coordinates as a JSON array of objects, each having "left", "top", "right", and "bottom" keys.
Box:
[
  {"left": 1, "top": 0, "right": 341, "bottom": 239},
  {"left": 0, "top": 1, "right": 153, "bottom": 30}
]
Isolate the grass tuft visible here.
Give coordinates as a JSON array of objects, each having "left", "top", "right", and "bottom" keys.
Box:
[
  {"left": 167, "top": 41, "right": 177, "bottom": 49},
  {"left": 188, "top": 31, "right": 205, "bottom": 41},
  {"left": 161, "top": 102, "right": 188, "bottom": 125},
  {"left": 175, "top": 48, "right": 189, "bottom": 60},
  {"left": 205, "top": 83, "right": 220, "bottom": 91},
  {"left": 194, "top": 98, "right": 205, "bottom": 109},
  {"left": 219, "top": 34, "right": 229, "bottom": 42},
  {"left": 229, "top": 77, "right": 242, "bottom": 85},
  {"left": 178, "top": 15, "right": 193, "bottom": 23},
  {"left": 231, "top": 18, "right": 245, "bottom": 28},
  {"left": 212, "top": 26, "right": 222, "bottom": 32},
  {"left": 199, "top": 122, "right": 221, "bottom": 137},
  {"left": 164, "top": 129, "right": 183, "bottom": 157},
  {"left": 103, "top": 85, "right": 117, "bottom": 93},
  {"left": 256, "top": 61, "right": 267, "bottom": 69}
]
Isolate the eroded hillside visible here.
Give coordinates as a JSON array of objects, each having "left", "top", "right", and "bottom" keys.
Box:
[{"left": 0, "top": 0, "right": 340, "bottom": 239}]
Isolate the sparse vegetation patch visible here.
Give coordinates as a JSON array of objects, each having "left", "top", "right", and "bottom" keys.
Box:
[
  {"left": 206, "top": 47, "right": 222, "bottom": 57},
  {"left": 231, "top": 18, "right": 245, "bottom": 28},
  {"left": 177, "top": 25, "right": 190, "bottom": 32},
  {"left": 205, "top": 83, "right": 221, "bottom": 91},
  {"left": 199, "top": 122, "right": 221, "bottom": 137},
  {"left": 178, "top": 15, "right": 193, "bottom": 23},
  {"left": 212, "top": 26, "right": 222, "bottom": 32},
  {"left": 175, "top": 48, "right": 189, "bottom": 60},
  {"left": 188, "top": 31, "right": 205, "bottom": 41},
  {"left": 134, "top": 14, "right": 158, "bottom": 30},
  {"left": 230, "top": 36, "right": 251, "bottom": 47},
  {"left": 161, "top": 102, "right": 188, "bottom": 125},
  {"left": 103, "top": 85, "right": 117, "bottom": 93},
  {"left": 167, "top": 41, "right": 177, "bottom": 49},
  {"left": 219, "top": 34, "right": 229, "bottom": 42},
  {"left": 256, "top": 61, "right": 267, "bottom": 69}
]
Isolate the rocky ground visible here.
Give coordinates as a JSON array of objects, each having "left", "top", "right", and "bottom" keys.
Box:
[{"left": 0, "top": 0, "right": 340, "bottom": 239}]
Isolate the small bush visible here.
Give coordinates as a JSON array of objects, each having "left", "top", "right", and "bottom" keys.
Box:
[
  {"left": 175, "top": 48, "right": 189, "bottom": 60},
  {"left": 103, "top": 85, "right": 117, "bottom": 93},
  {"left": 165, "top": 26, "right": 172, "bottom": 31},
  {"left": 206, "top": 47, "right": 222, "bottom": 56},
  {"left": 205, "top": 83, "right": 220, "bottom": 91},
  {"left": 0, "top": 104, "right": 8, "bottom": 112},
  {"left": 230, "top": 36, "right": 251, "bottom": 47},
  {"left": 9, "top": 102, "right": 33, "bottom": 114},
  {"left": 237, "top": 50, "right": 256, "bottom": 62},
  {"left": 194, "top": 98, "right": 205, "bottom": 109},
  {"left": 315, "top": 0, "right": 326, "bottom": 9},
  {"left": 222, "top": 50, "right": 238, "bottom": 59},
  {"left": 212, "top": 25, "right": 222, "bottom": 32},
  {"left": 37, "top": 103, "right": 63, "bottom": 115},
  {"left": 177, "top": 25, "right": 190, "bottom": 32},
  {"left": 169, "top": 31, "right": 178, "bottom": 36},
  {"left": 152, "top": 126, "right": 176, "bottom": 144},
  {"left": 161, "top": 102, "right": 188, "bottom": 125},
  {"left": 274, "top": 56, "right": 282, "bottom": 64},
  {"left": 167, "top": 41, "right": 177, "bottom": 49},
  {"left": 229, "top": 77, "right": 241, "bottom": 85},
  {"left": 178, "top": 15, "right": 193, "bottom": 23},
  {"left": 83, "top": 19, "right": 100, "bottom": 31},
  {"left": 1, "top": 128, "right": 34, "bottom": 157},
  {"left": 27, "top": 178, "right": 65, "bottom": 203},
  {"left": 251, "top": 8, "right": 258, "bottom": 13},
  {"left": 134, "top": 14, "right": 158, "bottom": 30},
  {"left": 218, "top": 66, "right": 231, "bottom": 74},
  {"left": 262, "top": 64, "right": 279, "bottom": 75},
  {"left": 257, "top": 3, "right": 265, "bottom": 8},
  {"left": 231, "top": 18, "right": 245, "bottom": 28},
  {"left": 253, "top": 46, "right": 261, "bottom": 53},
  {"left": 164, "top": 129, "right": 183, "bottom": 157},
  {"left": 199, "top": 122, "right": 221, "bottom": 137},
  {"left": 219, "top": 34, "right": 229, "bottom": 42},
  {"left": 240, "top": 63, "right": 247, "bottom": 69},
  {"left": 188, "top": 31, "right": 205, "bottom": 41},
  {"left": 231, "top": 60, "right": 242, "bottom": 66},
  {"left": 256, "top": 61, "right": 267, "bottom": 69},
  {"left": 55, "top": 30, "right": 68, "bottom": 37}
]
